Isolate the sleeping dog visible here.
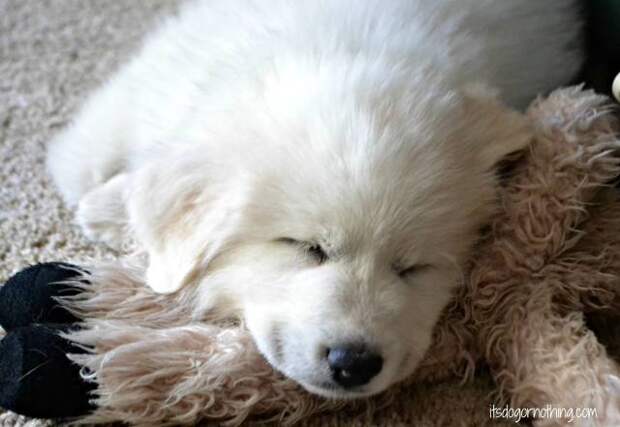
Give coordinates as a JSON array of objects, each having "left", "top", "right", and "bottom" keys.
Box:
[{"left": 47, "top": 0, "right": 583, "bottom": 398}]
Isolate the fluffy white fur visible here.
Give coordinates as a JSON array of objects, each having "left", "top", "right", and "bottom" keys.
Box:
[{"left": 46, "top": 0, "right": 583, "bottom": 398}]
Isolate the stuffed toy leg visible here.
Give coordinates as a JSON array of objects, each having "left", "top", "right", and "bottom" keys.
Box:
[{"left": 0, "top": 263, "right": 95, "bottom": 419}]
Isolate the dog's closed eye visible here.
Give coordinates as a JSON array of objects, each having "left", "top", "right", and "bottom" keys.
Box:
[
  {"left": 278, "top": 238, "right": 328, "bottom": 264},
  {"left": 395, "top": 263, "right": 431, "bottom": 279}
]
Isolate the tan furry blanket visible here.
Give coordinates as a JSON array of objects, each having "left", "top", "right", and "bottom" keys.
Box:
[{"left": 53, "top": 87, "right": 620, "bottom": 427}]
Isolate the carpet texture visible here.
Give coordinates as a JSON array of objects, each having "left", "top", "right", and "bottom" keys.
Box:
[{"left": 0, "top": 1, "right": 514, "bottom": 425}]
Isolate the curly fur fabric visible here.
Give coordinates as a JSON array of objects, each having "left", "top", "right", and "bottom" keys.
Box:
[{"left": 60, "top": 87, "right": 620, "bottom": 426}]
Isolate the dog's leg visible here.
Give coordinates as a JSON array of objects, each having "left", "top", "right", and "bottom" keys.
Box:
[
  {"left": 46, "top": 69, "right": 138, "bottom": 207},
  {"left": 76, "top": 173, "right": 129, "bottom": 250}
]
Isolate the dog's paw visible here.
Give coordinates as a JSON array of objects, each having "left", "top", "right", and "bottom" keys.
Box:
[
  {"left": 76, "top": 208, "right": 126, "bottom": 250},
  {"left": 75, "top": 174, "right": 129, "bottom": 250}
]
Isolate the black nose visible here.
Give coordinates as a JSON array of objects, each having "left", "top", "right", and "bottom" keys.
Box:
[{"left": 326, "top": 344, "right": 383, "bottom": 388}]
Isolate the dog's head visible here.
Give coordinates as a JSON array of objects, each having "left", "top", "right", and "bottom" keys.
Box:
[{"left": 129, "top": 79, "right": 531, "bottom": 398}]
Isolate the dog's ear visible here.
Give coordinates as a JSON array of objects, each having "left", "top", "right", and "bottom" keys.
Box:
[
  {"left": 461, "top": 83, "right": 533, "bottom": 170},
  {"left": 127, "top": 152, "right": 242, "bottom": 294}
]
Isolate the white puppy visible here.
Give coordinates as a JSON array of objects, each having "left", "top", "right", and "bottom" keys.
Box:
[{"left": 47, "top": 0, "right": 583, "bottom": 398}]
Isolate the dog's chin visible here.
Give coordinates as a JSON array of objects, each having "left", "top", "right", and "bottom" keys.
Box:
[{"left": 297, "top": 379, "right": 383, "bottom": 400}]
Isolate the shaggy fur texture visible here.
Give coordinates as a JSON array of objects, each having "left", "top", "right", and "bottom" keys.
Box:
[{"left": 58, "top": 87, "right": 620, "bottom": 426}]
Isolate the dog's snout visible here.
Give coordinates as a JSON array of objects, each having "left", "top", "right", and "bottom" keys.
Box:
[{"left": 326, "top": 344, "right": 383, "bottom": 388}]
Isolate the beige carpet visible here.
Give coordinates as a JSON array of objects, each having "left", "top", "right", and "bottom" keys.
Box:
[{"left": 0, "top": 1, "right": 514, "bottom": 425}]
